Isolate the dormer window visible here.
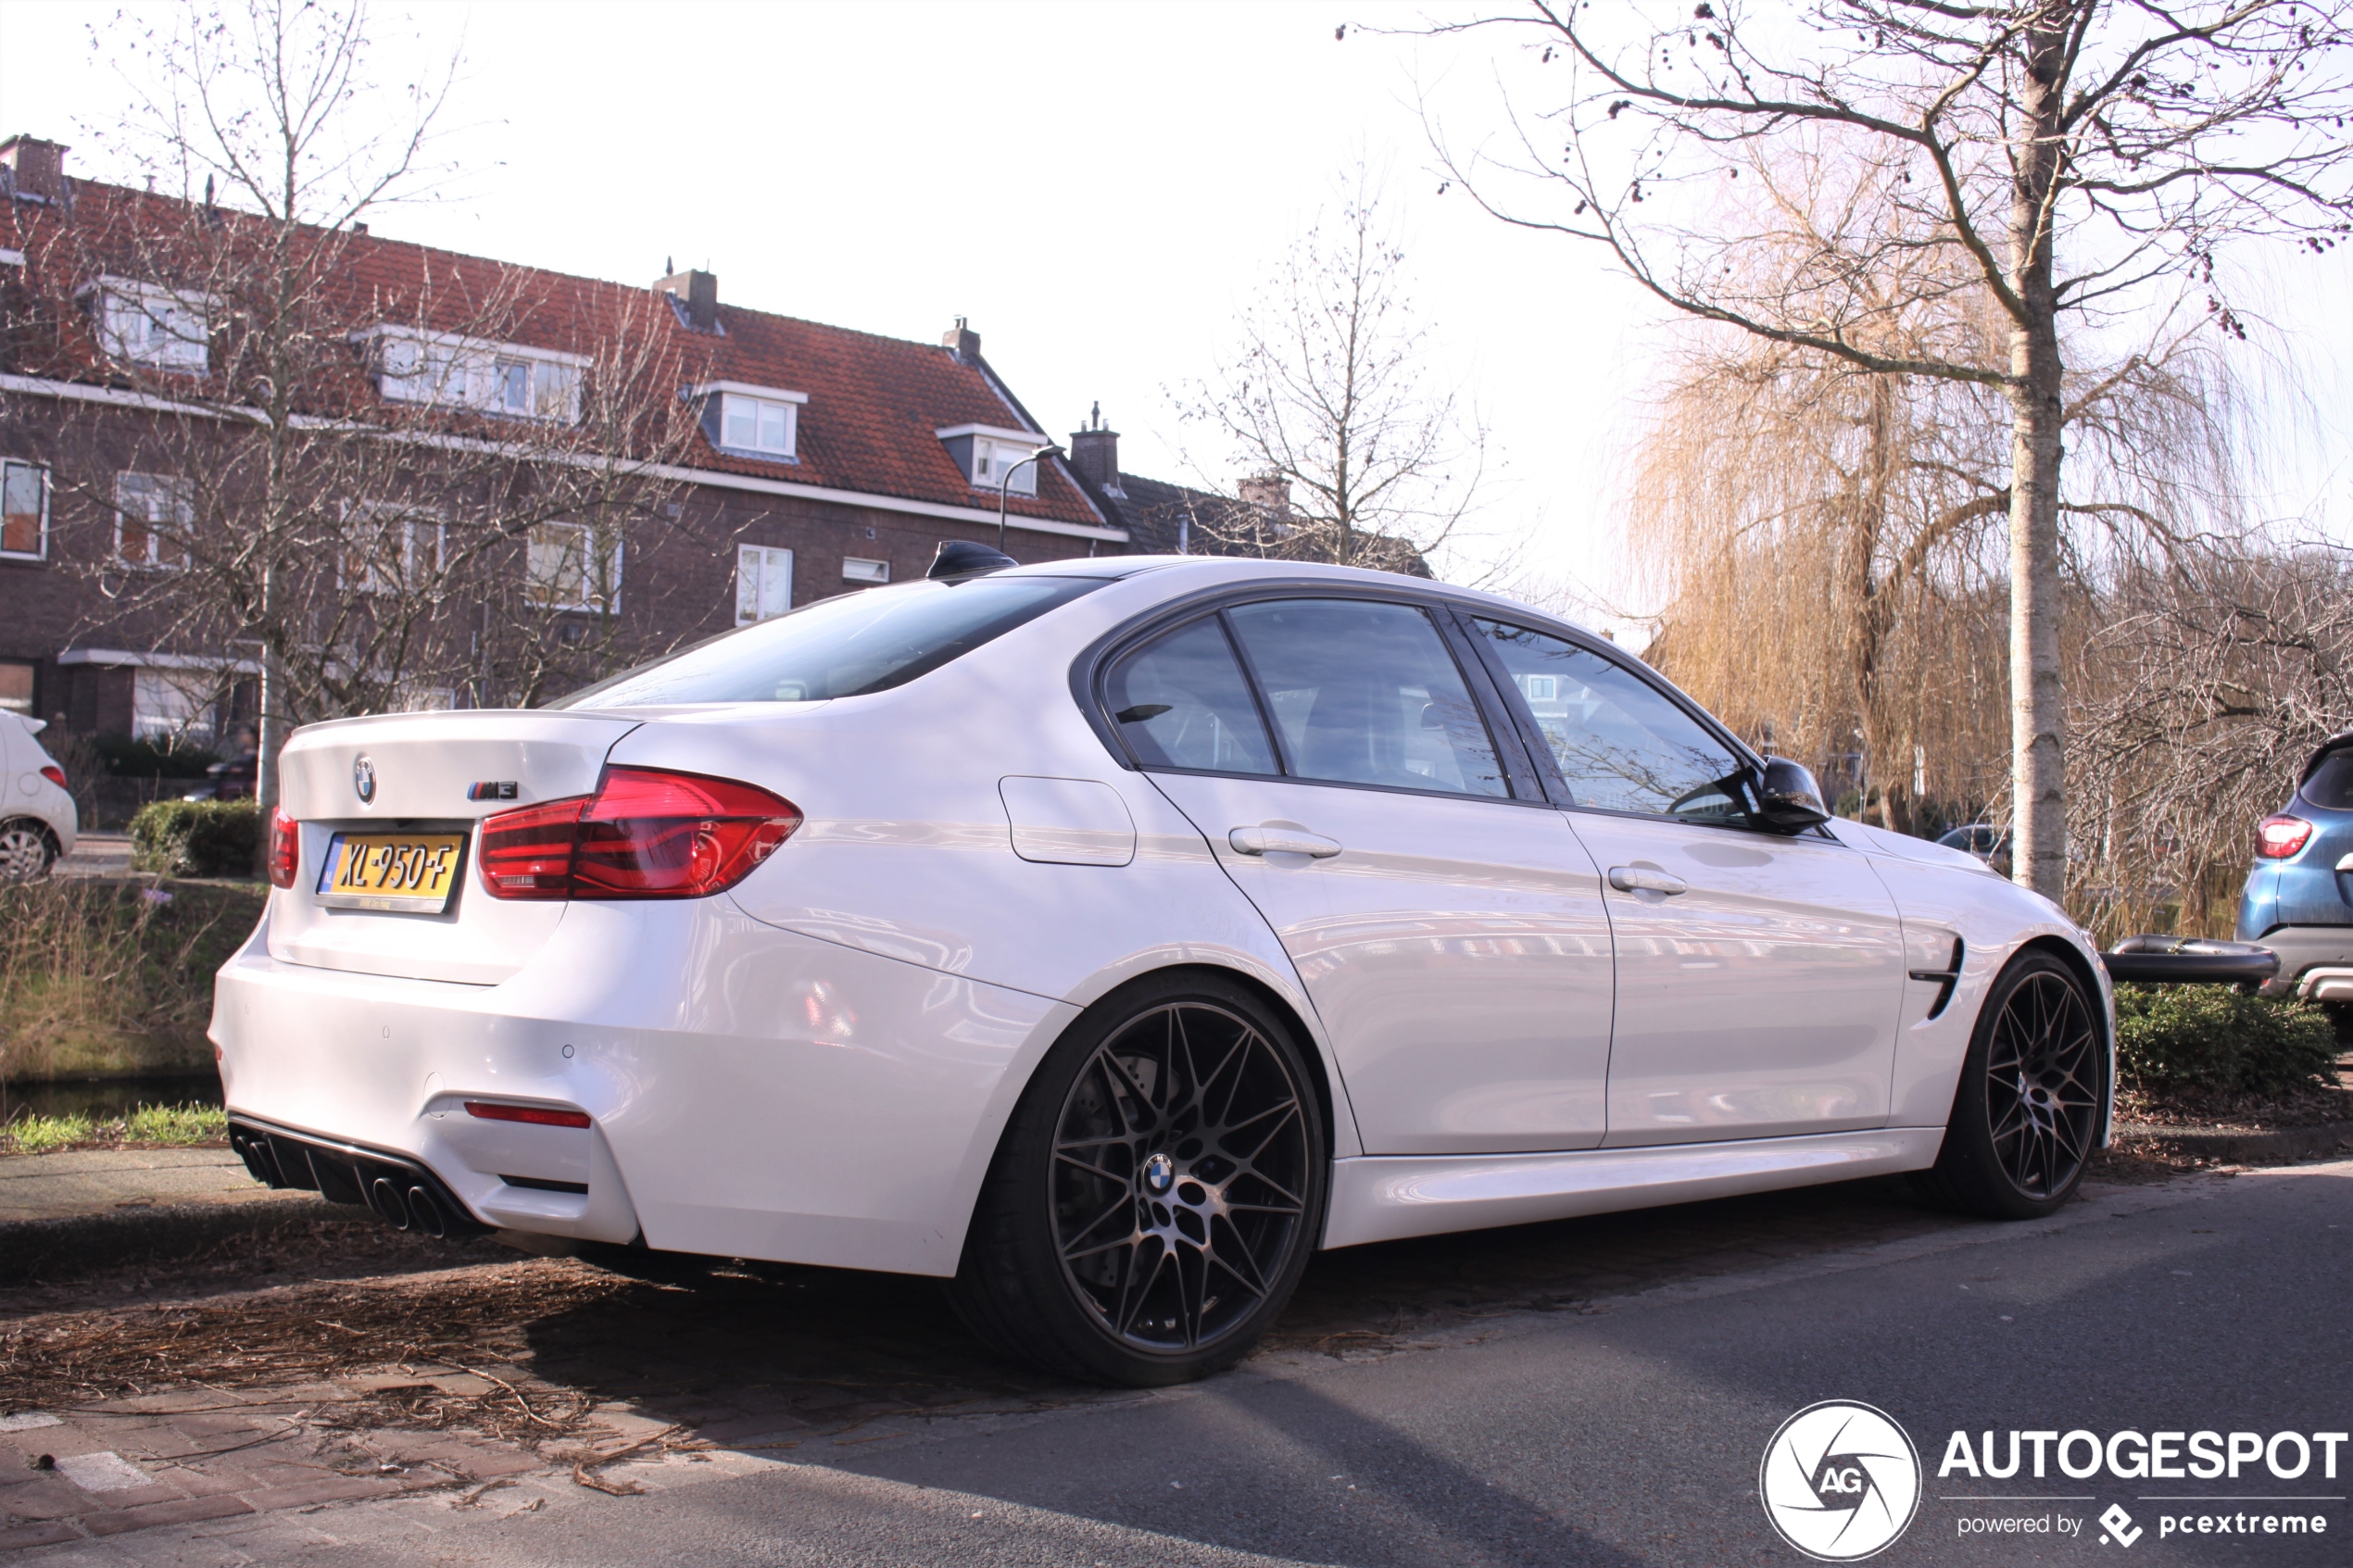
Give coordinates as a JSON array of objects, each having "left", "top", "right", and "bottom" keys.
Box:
[
  {"left": 360, "top": 326, "right": 586, "bottom": 422},
  {"left": 936, "top": 424, "right": 1050, "bottom": 496},
  {"left": 689, "top": 381, "right": 805, "bottom": 461},
  {"left": 81, "top": 278, "right": 212, "bottom": 372}
]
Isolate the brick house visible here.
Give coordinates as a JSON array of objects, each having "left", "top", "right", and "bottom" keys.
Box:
[{"left": 0, "top": 134, "right": 1123, "bottom": 747}]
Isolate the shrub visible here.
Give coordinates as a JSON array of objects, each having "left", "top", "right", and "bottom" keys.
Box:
[
  {"left": 2113, "top": 983, "right": 2342, "bottom": 1097},
  {"left": 130, "top": 799, "right": 260, "bottom": 877},
  {"left": 96, "top": 734, "right": 219, "bottom": 779}
]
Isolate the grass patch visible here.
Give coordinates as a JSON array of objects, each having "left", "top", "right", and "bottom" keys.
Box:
[
  {"left": 0, "top": 1103, "right": 228, "bottom": 1155},
  {"left": 1, "top": 880, "right": 265, "bottom": 1083}
]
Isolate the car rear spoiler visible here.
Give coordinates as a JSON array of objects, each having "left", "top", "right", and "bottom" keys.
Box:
[{"left": 2101, "top": 935, "right": 2280, "bottom": 986}]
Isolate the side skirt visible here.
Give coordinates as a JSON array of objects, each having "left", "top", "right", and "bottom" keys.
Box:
[{"left": 1321, "top": 1128, "right": 1946, "bottom": 1249}]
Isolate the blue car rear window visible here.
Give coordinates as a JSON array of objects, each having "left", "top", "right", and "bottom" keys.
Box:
[
  {"left": 2303, "top": 750, "right": 2353, "bottom": 811},
  {"left": 550, "top": 576, "right": 1103, "bottom": 708}
]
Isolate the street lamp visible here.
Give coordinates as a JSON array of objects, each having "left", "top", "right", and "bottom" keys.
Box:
[{"left": 997, "top": 444, "right": 1064, "bottom": 554}]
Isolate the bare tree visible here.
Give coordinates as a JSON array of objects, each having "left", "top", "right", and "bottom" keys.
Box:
[
  {"left": 1171, "top": 171, "right": 1489, "bottom": 575},
  {"left": 1425, "top": 1, "right": 2353, "bottom": 897},
  {"left": 1627, "top": 168, "right": 2255, "bottom": 838},
  {"left": 10, "top": 1, "right": 706, "bottom": 830}
]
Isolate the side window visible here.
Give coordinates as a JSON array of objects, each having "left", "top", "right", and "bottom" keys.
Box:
[
  {"left": 1226, "top": 599, "right": 1507, "bottom": 798},
  {"left": 1103, "top": 617, "right": 1278, "bottom": 775},
  {"left": 1470, "top": 619, "right": 1747, "bottom": 822}
]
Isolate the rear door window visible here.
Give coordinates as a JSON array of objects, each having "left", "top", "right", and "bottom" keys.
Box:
[
  {"left": 1225, "top": 599, "right": 1508, "bottom": 798},
  {"left": 2303, "top": 750, "right": 2353, "bottom": 811}
]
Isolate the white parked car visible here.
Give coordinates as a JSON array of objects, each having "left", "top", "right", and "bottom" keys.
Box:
[
  {"left": 215, "top": 552, "right": 2112, "bottom": 1386},
  {"left": 0, "top": 712, "right": 78, "bottom": 881}
]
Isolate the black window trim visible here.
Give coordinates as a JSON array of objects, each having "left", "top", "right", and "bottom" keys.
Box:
[{"left": 1077, "top": 581, "right": 1548, "bottom": 809}]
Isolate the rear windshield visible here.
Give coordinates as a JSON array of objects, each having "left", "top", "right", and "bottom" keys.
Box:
[
  {"left": 550, "top": 575, "right": 1103, "bottom": 709},
  {"left": 2302, "top": 749, "right": 2353, "bottom": 811}
]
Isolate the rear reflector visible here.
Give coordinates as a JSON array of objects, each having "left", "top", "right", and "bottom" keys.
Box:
[
  {"left": 464, "top": 1101, "right": 592, "bottom": 1128},
  {"left": 478, "top": 767, "right": 800, "bottom": 901},
  {"left": 268, "top": 807, "right": 299, "bottom": 889}
]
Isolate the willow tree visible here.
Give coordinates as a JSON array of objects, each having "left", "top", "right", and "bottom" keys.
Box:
[{"left": 1429, "top": 0, "right": 2353, "bottom": 897}]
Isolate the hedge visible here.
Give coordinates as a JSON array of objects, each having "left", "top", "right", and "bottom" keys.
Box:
[
  {"left": 128, "top": 799, "right": 260, "bottom": 878},
  {"left": 2113, "top": 983, "right": 2340, "bottom": 1098}
]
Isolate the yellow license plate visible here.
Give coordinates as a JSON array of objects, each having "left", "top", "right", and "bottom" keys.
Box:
[{"left": 317, "top": 833, "right": 469, "bottom": 912}]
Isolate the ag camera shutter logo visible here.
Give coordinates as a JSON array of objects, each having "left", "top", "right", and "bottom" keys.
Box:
[{"left": 1759, "top": 1400, "right": 1922, "bottom": 1561}]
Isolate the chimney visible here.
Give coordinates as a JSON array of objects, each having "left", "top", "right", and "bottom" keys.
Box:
[
  {"left": 1068, "top": 401, "right": 1122, "bottom": 495},
  {"left": 0, "top": 135, "right": 69, "bottom": 203},
  {"left": 657, "top": 268, "right": 719, "bottom": 332},
  {"left": 942, "top": 316, "right": 980, "bottom": 364},
  {"left": 1238, "top": 473, "right": 1292, "bottom": 519}
]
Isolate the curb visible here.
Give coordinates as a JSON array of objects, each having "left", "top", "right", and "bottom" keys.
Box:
[
  {"left": 2112, "top": 1120, "right": 2353, "bottom": 1165},
  {"left": 0, "top": 1194, "right": 351, "bottom": 1286}
]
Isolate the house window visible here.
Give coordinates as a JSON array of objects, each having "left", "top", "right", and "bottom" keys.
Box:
[
  {"left": 526, "top": 521, "right": 622, "bottom": 613},
  {"left": 973, "top": 437, "right": 1040, "bottom": 495},
  {"left": 114, "top": 472, "right": 192, "bottom": 568},
  {"left": 841, "top": 557, "right": 888, "bottom": 585},
  {"left": 89, "top": 282, "right": 211, "bottom": 372},
  {"left": 1517, "top": 673, "right": 1559, "bottom": 704},
  {"left": 132, "top": 668, "right": 217, "bottom": 743},
  {"left": 1, "top": 459, "right": 47, "bottom": 558},
  {"left": 343, "top": 503, "right": 447, "bottom": 595},
  {"left": 721, "top": 394, "right": 798, "bottom": 457},
  {"left": 736, "top": 544, "right": 794, "bottom": 625},
  {"left": 370, "top": 329, "right": 584, "bottom": 422},
  {"left": 0, "top": 660, "right": 33, "bottom": 716}
]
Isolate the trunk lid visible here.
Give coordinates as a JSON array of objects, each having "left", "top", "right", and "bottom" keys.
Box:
[{"left": 270, "top": 709, "right": 642, "bottom": 984}]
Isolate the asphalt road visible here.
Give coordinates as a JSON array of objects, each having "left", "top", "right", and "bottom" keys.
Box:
[{"left": 165, "top": 1160, "right": 2332, "bottom": 1568}]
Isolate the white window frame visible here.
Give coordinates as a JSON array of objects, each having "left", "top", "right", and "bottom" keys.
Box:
[
  {"left": 690, "top": 381, "right": 807, "bottom": 459},
  {"left": 840, "top": 557, "right": 888, "bottom": 585},
  {"left": 341, "top": 501, "right": 449, "bottom": 595},
  {"left": 937, "top": 423, "right": 1049, "bottom": 496},
  {"left": 1, "top": 458, "right": 49, "bottom": 561},
  {"left": 80, "top": 277, "right": 215, "bottom": 372},
  {"left": 113, "top": 471, "right": 193, "bottom": 570},
  {"left": 359, "top": 325, "right": 588, "bottom": 423},
  {"left": 525, "top": 521, "right": 623, "bottom": 614},
  {"left": 735, "top": 544, "right": 795, "bottom": 625}
]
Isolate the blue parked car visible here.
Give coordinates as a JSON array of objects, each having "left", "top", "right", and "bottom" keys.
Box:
[{"left": 2236, "top": 729, "right": 2353, "bottom": 1027}]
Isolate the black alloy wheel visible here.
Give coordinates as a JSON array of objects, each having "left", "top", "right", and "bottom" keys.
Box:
[
  {"left": 1918, "top": 950, "right": 2107, "bottom": 1220},
  {"left": 951, "top": 972, "right": 1327, "bottom": 1386}
]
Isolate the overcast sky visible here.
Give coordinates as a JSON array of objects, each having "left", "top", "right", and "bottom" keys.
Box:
[{"left": 4, "top": 0, "right": 2346, "bottom": 621}]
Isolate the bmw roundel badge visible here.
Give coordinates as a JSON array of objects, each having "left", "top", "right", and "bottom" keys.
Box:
[{"left": 353, "top": 754, "right": 376, "bottom": 805}]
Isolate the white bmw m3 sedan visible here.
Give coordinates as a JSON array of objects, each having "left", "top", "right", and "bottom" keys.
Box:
[{"left": 215, "top": 547, "right": 2112, "bottom": 1386}]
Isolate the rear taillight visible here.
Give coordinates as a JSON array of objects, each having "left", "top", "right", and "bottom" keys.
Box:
[
  {"left": 267, "top": 807, "right": 300, "bottom": 888},
  {"left": 38, "top": 764, "right": 66, "bottom": 789},
  {"left": 478, "top": 795, "right": 592, "bottom": 899},
  {"left": 478, "top": 767, "right": 800, "bottom": 901},
  {"left": 2257, "top": 815, "right": 2313, "bottom": 859}
]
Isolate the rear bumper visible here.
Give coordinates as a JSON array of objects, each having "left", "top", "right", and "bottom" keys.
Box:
[
  {"left": 208, "top": 896, "right": 1077, "bottom": 1274},
  {"left": 2251, "top": 925, "right": 2353, "bottom": 999}
]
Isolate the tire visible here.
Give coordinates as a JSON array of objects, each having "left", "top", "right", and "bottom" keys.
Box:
[
  {"left": 0, "top": 820, "right": 58, "bottom": 883},
  {"left": 950, "top": 971, "right": 1327, "bottom": 1386},
  {"left": 1916, "top": 949, "right": 2108, "bottom": 1220}
]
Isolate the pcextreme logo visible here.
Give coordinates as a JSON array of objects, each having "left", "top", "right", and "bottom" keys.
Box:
[{"left": 1759, "top": 1400, "right": 1924, "bottom": 1562}]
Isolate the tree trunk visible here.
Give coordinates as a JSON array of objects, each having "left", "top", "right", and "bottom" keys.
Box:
[{"left": 2006, "top": 15, "right": 2071, "bottom": 901}]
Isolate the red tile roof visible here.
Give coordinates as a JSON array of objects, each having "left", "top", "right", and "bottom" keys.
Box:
[{"left": 2, "top": 180, "right": 1105, "bottom": 529}]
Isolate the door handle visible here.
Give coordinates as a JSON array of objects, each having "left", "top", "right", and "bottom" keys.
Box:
[
  {"left": 1229, "top": 826, "right": 1343, "bottom": 859},
  {"left": 1608, "top": 865, "right": 1688, "bottom": 895}
]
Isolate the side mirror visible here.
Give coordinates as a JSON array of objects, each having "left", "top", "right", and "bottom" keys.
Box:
[{"left": 1754, "top": 757, "right": 1831, "bottom": 831}]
